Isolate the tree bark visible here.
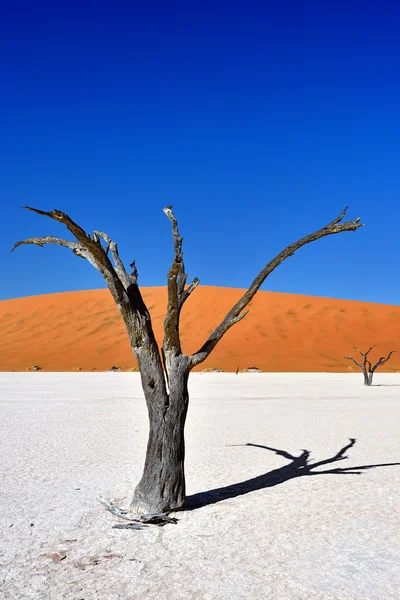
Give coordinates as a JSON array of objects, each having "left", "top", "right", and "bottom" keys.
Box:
[
  {"left": 129, "top": 354, "right": 190, "bottom": 513},
  {"left": 363, "top": 369, "right": 373, "bottom": 386}
]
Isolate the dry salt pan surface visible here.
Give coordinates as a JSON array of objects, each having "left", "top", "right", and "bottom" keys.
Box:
[{"left": 1, "top": 373, "right": 399, "bottom": 600}]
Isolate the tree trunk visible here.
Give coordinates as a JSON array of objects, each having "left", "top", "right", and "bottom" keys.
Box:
[
  {"left": 129, "top": 355, "right": 190, "bottom": 514},
  {"left": 363, "top": 370, "right": 373, "bottom": 386}
]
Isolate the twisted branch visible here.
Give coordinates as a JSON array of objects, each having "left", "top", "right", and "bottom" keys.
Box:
[{"left": 372, "top": 350, "right": 396, "bottom": 372}]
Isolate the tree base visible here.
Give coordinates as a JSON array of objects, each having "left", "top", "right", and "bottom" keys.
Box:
[
  {"left": 128, "top": 488, "right": 185, "bottom": 515},
  {"left": 99, "top": 497, "right": 178, "bottom": 527}
]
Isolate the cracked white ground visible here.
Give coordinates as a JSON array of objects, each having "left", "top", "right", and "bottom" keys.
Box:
[{"left": 1, "top": 373, "right": 399, "bottom": 600}]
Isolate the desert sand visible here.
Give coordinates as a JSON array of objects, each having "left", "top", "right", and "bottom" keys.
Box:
[
  {"left": 0, "top": 287, "right": 399, "bottom": 372},
  {"left": 1, "top": 372, "right": 399, "bottom": 599}
]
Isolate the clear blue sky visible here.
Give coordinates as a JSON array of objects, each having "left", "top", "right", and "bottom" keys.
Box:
[{"left": 1, "top": 1, "right": 399, "bottom": 303}]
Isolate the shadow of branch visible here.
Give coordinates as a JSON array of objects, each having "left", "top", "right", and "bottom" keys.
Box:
[{"left": 186, "top": 438, "right": 400, "bottom": 510}]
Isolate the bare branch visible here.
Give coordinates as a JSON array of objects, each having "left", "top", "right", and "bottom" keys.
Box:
[
  {"left": 13, "top": 207, "right": 134, "bottom": 309},
  {"left": 179, "top": 277, "right": 200, "bottom": 305},
  {"left": 163, "top": 207, "right": 183, "bottom": 354},
  {"left": 372, "top": 350, "right": 396, "bottom": 372},
  {"left": 163, "top": 206, "right": 199, "bottom": 356},
  {"left": 163, "top": 206, "right": 183, "bottom": 264},
  {"left": 343, "top": 355, "right": 363, "bottom": 369},
  {"left": 23, "top": 206, "right": 91, "bottom": 240},
  {"left": 190, "top": 207, "right": 364, "bottom": 367},
  {"left": 353, "top": 345, "right": 376, "bottom": 358},
  {"left": 130, "top": 260, "right": 138, "bottom": 281},
  {"left": 345, "top": 346, "right": 375, "bottom": 373},
  {"left": 11, "top": 236, "right": 86, "bottom": 258},
  {"left": 93, "top": 230, "right": 136, "bottom": 288}
]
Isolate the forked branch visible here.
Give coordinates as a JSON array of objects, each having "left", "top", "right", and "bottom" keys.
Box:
[
  {"left": 353, "top": 345, "right": 376, "bottom": 359},
  {"left": 92, "top": 230, "right": 135, "bottom": 288},
  {"left": 343, "top": 345, "right": 374, "bottom": 369},
  {"left": 190, "top": 206, "right": 364, "bottom": 367},
  {"left": 371, "top": 350, "right": 396, "bottom": 372},
  {"left": 12, "top": 207, "right": 135, "bottom": 308}
]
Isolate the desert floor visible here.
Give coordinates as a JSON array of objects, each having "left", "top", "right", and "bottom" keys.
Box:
[{"left": 1, "top": 373, "right": 399, "bottom": 600}]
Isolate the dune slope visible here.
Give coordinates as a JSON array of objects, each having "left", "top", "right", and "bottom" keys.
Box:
[{"left": 0, "top": 286, "right": 399, "bottom": 372}]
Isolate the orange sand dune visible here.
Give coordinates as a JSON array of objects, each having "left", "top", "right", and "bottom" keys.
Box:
[{"left": 0, "top": 286, "right": 399, "bottom": 372}]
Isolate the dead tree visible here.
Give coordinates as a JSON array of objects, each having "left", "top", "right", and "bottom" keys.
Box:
[
  {"left": 13, "top": 206, "right": 363, "bottom": 516},
  {"left": 343, "top": 346, "right": 396, "bottom": 386}
]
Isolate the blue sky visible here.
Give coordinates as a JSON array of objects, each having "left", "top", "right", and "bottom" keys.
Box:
[{"left": 1, "top": 1, "right": 399, "bottom": 303}]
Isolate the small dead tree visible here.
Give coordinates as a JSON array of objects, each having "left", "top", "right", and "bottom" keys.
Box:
[
  {"left": 343, "top": 346, "right": 396, "bottom": 386},
  {"left": 13, "top": 206, "right": 363, "bottom": 516}
]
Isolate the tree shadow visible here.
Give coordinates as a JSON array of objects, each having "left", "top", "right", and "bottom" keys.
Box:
[
  {"left": 372, "top": 384, "right": 400, "bottom": 387},
  {"left": 186, "top": 438, "right": 400, "bottom": 510}
]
